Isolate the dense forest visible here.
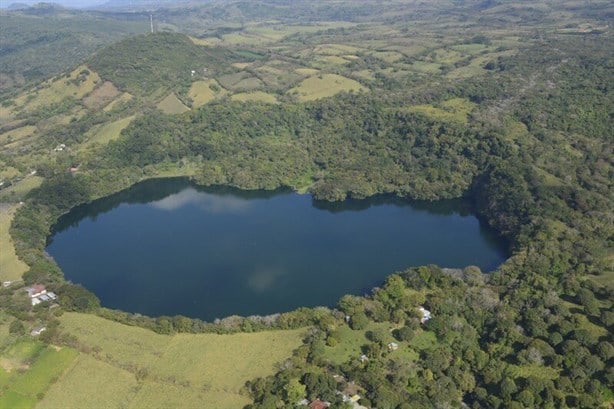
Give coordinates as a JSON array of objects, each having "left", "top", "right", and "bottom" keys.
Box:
[{"left": 0, "top": 0, "right": 612, "bottom": 408}]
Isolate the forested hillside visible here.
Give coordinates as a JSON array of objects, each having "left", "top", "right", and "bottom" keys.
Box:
[{"left": 0, "top": 1, "right": 612, "bottom": 408}]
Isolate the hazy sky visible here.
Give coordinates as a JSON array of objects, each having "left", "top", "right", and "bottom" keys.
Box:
[{"left": 1, "top": 0, "right": 105, "bottom": 8}]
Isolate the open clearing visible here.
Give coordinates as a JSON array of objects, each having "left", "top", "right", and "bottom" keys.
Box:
[
  {"left": 83, "top": 81, "right": 120, "bottom": 109},
  {"left": 37, "top": 355, "right": 138, "bottom": 409},
  {"left": 157, "top": 93, "right": 190, "bottom": 115},
  {"left": 231, "top": 91, "right": 278, "bottom": 103},
  {"left": 49, "top": 312, "right": 305, "bottom": 408},
  {"left": 405, "top": 98, "right": 477, "bottom": 124},
  {"left": 0, "top": 176, "right": 43, "bottom": 202},
  {"left": 0, "top": 204, "right": 28, "bottom": 281},
  {"left": 0, "top": 126, "right": 36, "bottom": 147},
  {"left": 103, "top": 92, "right": 133, "bottom": 112},
  {"left": 188, "top": 79, "right": 225, "bottom": 107},
  {"left": 0, "top": 343, "right": 78, "bottom": 409},
  {"left": 85, "top": 116, "right": 135, "bottom": 146},
  {"left": 14, "top": 66, "right": 100, "bottom": 111},
  {"left": 288, "top": 74, "right": 366, "bottom": 101}
]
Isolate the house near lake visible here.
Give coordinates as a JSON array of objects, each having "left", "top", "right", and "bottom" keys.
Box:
[{"left": 26, "top": 284, "right": 57, "bottom": 306}]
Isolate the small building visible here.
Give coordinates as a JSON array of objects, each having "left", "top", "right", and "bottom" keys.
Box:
[
  {"left": 387, "top": 342, "right": 399, "bottom": 351},
  {"left": 54, "top": 143, "right": 66, "bottom": 152},
  {"left": 69, "top": 167, "right": 79, "bottom": 173},
  {"left": 309, "top": 400, "right": 330, "bottom": 409},
  {"left": 2, "top": 281, "right": 12, "bottom": 288},
  {"left": 47, "top": 292, "right": 57, "bottom": 300},
  {"left": 39, "top": 294, "right": 50, "bottom": 301},
  {"left": 26, "top": 284, "right": 47, "bottom": 298},
  {"left": 419, "top": 306, "right": 432, "bottom": 323},
  {"left": 31, "top": 326, "right": 46, "bottom": 336},
  {"left": 359, "top": 354, "right": 369, "bottom": 363},
  {"left": 31, "top": 298, "right": 42, "bottom": 306}
]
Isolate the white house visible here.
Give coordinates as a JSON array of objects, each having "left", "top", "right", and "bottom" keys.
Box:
[
  {"left": 419, "top": 306, "right": 432, "bottom": 323},
  {"left": 387, "top": 342, "right": 399, "bottom": 351}
]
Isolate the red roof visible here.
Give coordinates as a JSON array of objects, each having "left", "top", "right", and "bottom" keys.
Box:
[
  {"left": 309, "top": 400, "right": 329, "bottom": 409},
  {"left": 26, "top": 284, "right": 46, "bottom": 296}
]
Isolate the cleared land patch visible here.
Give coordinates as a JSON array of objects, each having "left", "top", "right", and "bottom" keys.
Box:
[
  {"left": 157, "top": 93, "right": 190, "bottom": 115},
  {"left": 288, "top": 74, "right": 366, "bottom": 101},
  {"left": 56, "top": 313, "right": 304, "bottom": 408},
  {"left": 83, "top": 81, "right": 120, "bottom": 109},
  {"left": 405, "top": 98, "right": 477, "bottom": 124},
  {"left": 103, "top": 92, "right": 133, "bottom": 112},
  {"left": 37, "top": 354, "right": 138, "bottom": 409},
  {"left": 0, "top": 204, "right": 29, "bottom": 281},
  {"left": 85, "top": 116, "right": 136, "bottom": 146},
  {"left": 188, "top": 80, "right": 226, "bottom": 107},
  {"left": 231, "top": 91, "right": 277, "bottom": 103},
  {"left": 0, "top": 126, "right": 36, "bottom": 147},
  {"left": 0, "top": 176, "right": 43, "bottom": 202},
  {"left": 0, "top": 344, "right": 78, "bottom": 409},
  {"left": 14, "top": 66, "right": 100, "bottom": 111}
]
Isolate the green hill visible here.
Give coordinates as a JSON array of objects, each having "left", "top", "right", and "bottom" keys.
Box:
[{"left": 88, "top": 32, "right": 244, "bottom": 97}]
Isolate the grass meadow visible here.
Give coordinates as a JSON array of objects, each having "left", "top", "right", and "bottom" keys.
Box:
[
  {"left": 0, "top": 205, "right": 29, "bottom": 281},
  {"left": 41, "top": 313, "right": 305, "bottom": 408}
]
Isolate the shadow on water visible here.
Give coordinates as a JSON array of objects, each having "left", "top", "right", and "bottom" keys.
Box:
[{"left": 50, "top": 177, "right": 290, "bottom": 236}]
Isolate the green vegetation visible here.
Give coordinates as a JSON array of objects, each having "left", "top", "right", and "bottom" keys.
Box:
[
  {"left": 0, "top": 0, "right": 612, "bottom": 408},
  {"left": 0, "top": 205, "right": 28, "bottom": 281},
  {"left": 0, "top": 341, "right": 78, "bottom": 409},
  {"left": 34, "top": 312, "right": 305, "bottom": 408},
  {"left": 288, "top": 74, "right": 366, "bottom": 101},
  {"left": 156, "top": 93, "right": 190, "bottom": 115}
]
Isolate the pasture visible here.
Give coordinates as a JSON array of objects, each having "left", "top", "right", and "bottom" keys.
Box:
[
  {"left": 47, "top": 312, "right": 305, "bottom": 408},
  {"left": 157, "top": 93, "right": 190, "bottom": 115},
  {"left": 288, "top": 74, "right": 366, "bottom": 101},
  {"left": 0, "top": 176, "right": 43, "bottom": 202},
  {"left": 84, "top": 116, "right": 135, "bottom": 146},
  {"left": 231, "top": 91, "right": 278, "bottom": 103},
  {"left": 188, "top": 80, "right": 225, "bottom": 107},
  {"left": 0, "top": 204, "right": 28, "bottom": 281},
  {"left": 0, "top": 343, "right": 78, "bottom": 409}
]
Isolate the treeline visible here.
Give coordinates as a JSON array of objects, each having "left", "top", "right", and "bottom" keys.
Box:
[
  {"left": 5, "top": 32, "right": 612, "bottom": 408},
  {"left": 246, "top": 265, "right": 613, "bottom": 409}
]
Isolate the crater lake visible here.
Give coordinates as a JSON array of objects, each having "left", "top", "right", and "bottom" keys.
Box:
[{"left": 46, "top": 178, "right": 507, "bottom": 321}]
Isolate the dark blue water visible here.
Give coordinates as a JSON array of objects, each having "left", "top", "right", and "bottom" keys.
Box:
[{"left": 46, "top": 178, "right": 507, "bottom": 321}]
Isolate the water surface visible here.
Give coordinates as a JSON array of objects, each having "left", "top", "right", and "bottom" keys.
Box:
[{"left": 47, "top": 178, "right": 507, "bottom": 320}]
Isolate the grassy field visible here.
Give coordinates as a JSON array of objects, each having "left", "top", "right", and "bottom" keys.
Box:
[
  {"left": 0, "top": 176, "right": 43, "bottom": 203},
  {"left": 188, "top": 80, "right": 225, "bottom": 107},
  {"left": 84, "top": 116, "right": 135, "bottom": 146},
  {"left": 231, "top": 91, "right": 278, "bottom": 103},
  {"left": 0, "top": 204, "right": 28, "bottom": 281},
  {"left": 0, "top": 126, "right": 36, "bottom": 147},
  {"left": 288, "top": 74, "right": 366, "bottom": 101},
  {"left": 103, "top": 92, "right": 133, "bottom": 112},
  {"left": 48, "top": 313, "right": 305, "bottom": 408},
  {"left": 157, "top": 93, "right": 190, "bottom": 115},
  {"left": 0, "top": 344, "right": 78, "bottom": 409},
  {"left": 37, "top": 355, "right": 138, "bottom": 409},
  {"left": 405, "top": 98, "right": 477, "bottom": 124},
  {"left": 14, "top": 66, "right": 100, "bottom": 111}
]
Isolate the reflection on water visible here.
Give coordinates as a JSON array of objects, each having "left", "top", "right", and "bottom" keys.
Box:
[
  {"left": 47, "top": 177, "right": 508, "bottom": 321},
  {"left": 150, "top": 188, "right": 253, "bottom": 214}
]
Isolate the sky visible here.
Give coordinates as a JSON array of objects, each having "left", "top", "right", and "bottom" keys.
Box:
[{"left": 1, "top": 0, "right": 105, "bottom": 7}]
